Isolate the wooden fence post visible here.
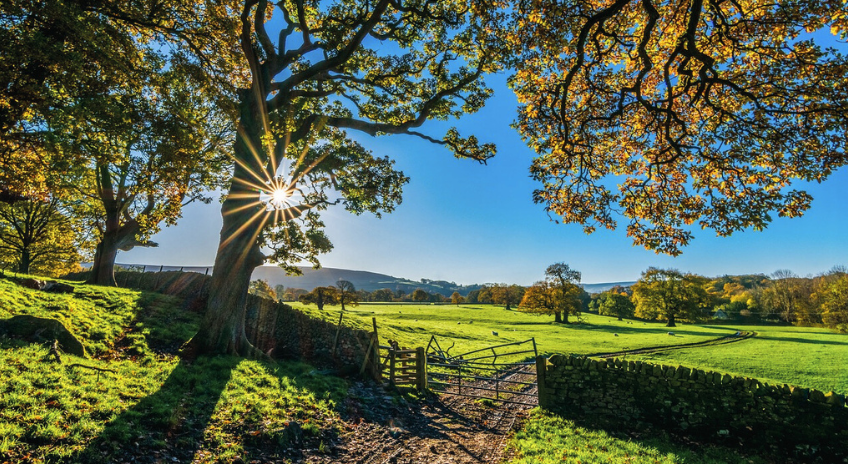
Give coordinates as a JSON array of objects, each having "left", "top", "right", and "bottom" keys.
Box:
[
  {"left": 416, "top": 347, "right": 427, "bottom": 391},
  {"left": 331, "top": 312, "right": 344, "bottom": 357}
]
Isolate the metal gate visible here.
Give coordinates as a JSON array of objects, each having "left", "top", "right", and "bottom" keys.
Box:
[{"left": 425, "top": 336, "right": 538, "bottom": 405}]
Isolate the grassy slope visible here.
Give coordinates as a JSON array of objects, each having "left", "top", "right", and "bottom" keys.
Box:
[
  {"left": 294, "top": 302, "right": 848, "bottom": 394},
  {"left": 0, "top": 275, "right": 346, "bottom": 463},
  {"left": 629, "top": 325, "right": 848, "bottom": 395},
  {"left": 291, "top": 302, "right": 737, "bottom": 357}
]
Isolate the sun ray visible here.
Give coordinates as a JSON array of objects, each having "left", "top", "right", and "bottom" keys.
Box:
[
  {"left": 236, "top": 208, "right": 271, "bottom": 267},
  {"left": 220, "top": 206, "right": 269, "bottom": 248}
]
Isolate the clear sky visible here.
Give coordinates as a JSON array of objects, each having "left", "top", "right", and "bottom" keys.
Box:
[{"left": 122, "top": 73, "right": 848, "bottom": 286}]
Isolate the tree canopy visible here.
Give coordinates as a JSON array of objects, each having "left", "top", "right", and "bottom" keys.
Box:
[
  {"left": 632, "top": 267, "right": 712, "bottom": 326},
  {"left": 511, "top": 0, "right": 848, "bottom": 255}
]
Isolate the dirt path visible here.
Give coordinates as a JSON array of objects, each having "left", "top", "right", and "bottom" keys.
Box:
[
  {"left": 586, "top": 330, "right": 756, "bottom": 358},
  {"left": 303, "top": 369, "right": 537, "bottom": 464}
]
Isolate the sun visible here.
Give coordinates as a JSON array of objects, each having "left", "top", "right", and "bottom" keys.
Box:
[{"left": 271, "top": 187, "right": 291, "bottom": 205}]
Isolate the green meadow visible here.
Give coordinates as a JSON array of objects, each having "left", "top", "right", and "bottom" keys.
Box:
[
  {"left": 0, "top": 276, "right": 346, "bottom": 463},
  {"left": 292, "top": 302, "right": 848, "bottom": 394},
  {"left": 2, "top": 278, "right": 846, "bottom": 463}
]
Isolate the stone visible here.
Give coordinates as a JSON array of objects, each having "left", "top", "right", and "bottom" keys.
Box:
[
  {"left": 43, "top": 282, "right": 75, "bottom": 294},
  {"left": 19, "top": 278, "right": 45, "bottom": 290},
  {"left": 809, "top": 389, "right": 826, "bottom": 403},
  {"left": 0, "top": 315, "right": 86, "bottom": 357},
  {"left": 824, "top": 391, "right": 844, "bottom": 407},
  {"left": 548, "top": 354, "right": 567, "bottom": 366}
]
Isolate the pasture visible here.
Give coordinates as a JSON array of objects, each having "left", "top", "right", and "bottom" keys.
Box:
[{"left": 293, "top": 302, "right": 848, "bottom": 394}]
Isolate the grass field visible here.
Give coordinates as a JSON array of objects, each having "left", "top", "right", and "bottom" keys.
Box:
[
  {"left": 292, "top": 302, "right": 848, "bottom": 394},
  {"left": 629, "top": 324, "right": 848, "bottom": 394},
  {"left": 0, "top": 276, "right": 346, "bottom": 463}
]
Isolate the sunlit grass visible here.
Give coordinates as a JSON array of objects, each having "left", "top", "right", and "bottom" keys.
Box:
[
  {"left": 506, "top": 409, "right": 767, "bottom": 464},
  {"left": 0, "top": 275, "right": 346, "bottom": 463}
]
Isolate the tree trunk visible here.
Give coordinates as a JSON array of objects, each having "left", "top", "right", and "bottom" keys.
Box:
[
  {"left": 86, "top": 212, "right": 142, "bottom": 287},
  {"left": 554, "top": 311, "right": 562, "bottom": 323},
  {"left": 189, "top": 88, "right": 268, "bottom": 357},
  {"left": 666, "top": 313, "right": 676, "bottom": 327},
  {"left": 87, "top": 236, "right": 119, "bottom": 286},
  {"left": 18, "top": 247, "right": 31, "bottom": 274},
  {"left": 562, "top": 311, "right": 569, "bottom": 324}
]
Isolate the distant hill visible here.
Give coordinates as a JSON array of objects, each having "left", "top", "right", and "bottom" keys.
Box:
[
  {"left": 581, "top": 281, "right": 637, "bottom": 294},
  {"left": 111, "top": 263, "right": 635, "bottom": 297},
  {"left": 251, "top": 266, "right": 483, "bottom": 297}
]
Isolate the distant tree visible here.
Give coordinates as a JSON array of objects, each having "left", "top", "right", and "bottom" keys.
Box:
[
  {"left": 336, "top": 280, "right": 358, "bottom": 311},
  {"left": 477, "top": 286, "right": 494, "bottom": 304},
  {"left": 545, "top": 263, "right": 582, "bottom": 323},
  {"left": 0, "top": 196, "right": 87, "bottom": 276},
  {"left": 274, "top": 285, "right": 286, "bottom": 301},
  {"left": 299, "top": 287, "right": 338, "bottom": 311},
  {"left": 466, "top": 289, "right": 481, "bottom": 304},
  {"left": 411, "top": 289, "right": 429, "bottom": 303},
  {"left": 248, "top": 280, "right": 276, "bottom": 301},
  {"left": 282, "top": 288, "right": 308, "bottom": 302},
  {"left": 371, "top": 288, "right": 394, "bottom": 302},
  {"left": 451, "top": 292, "right": 465, "bottom": 305},
  {"left": 632, "top": 268, "right": 711, "bottom": 327},
  {"left": 760, "top": 270, "right": 803, "bottom": 323},
  {"left": 491, "top": 284, "right": 525, "bottom": 311},
  {"left": 597, "top": 292, "right": 635, "bottom": 321},
  {"left": 519, "top": 281, "right": 562, "bottom": 322},
  {"left": 820, "top": 275, "right": 848, "bottom": 333}
]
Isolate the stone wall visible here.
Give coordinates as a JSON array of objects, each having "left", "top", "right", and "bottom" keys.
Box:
[
  {"left": 538, "top": 354, "right": 848, "bottom": 462},
  {"left": 74, "top": 271, "right": 377, "bottom": 374}
]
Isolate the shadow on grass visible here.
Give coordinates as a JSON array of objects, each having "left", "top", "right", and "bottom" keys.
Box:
[
  {"left": 75, "top": 356, "right": 238, "bottom": 463},
  {"left": 747, "top": 334, "right": 848, "bottom": 346}
]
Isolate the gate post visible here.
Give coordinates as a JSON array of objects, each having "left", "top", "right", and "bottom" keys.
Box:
[
  {"left": 416, "top": 347, "right": 427, "bottom": 391},
  {"left": 536, "top": 355, "right": 547, "bottom": 408}
]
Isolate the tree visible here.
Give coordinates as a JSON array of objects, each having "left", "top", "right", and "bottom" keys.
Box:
[
  {"left": 450, "top": 291, "right": 465, "bottom": 305},
  {"left": 545, "top": 263, "right": 582, "bottom": 323},
  {"left": 597, "top": 292, "right": 635, "bottom": 321},
  {"left": 519, "top": 281, "right": 562, "bottom": 321},
  {"left": 282, "top": 287, "right": 308, "bottom": 301},
  {"left": 335, "top": 280, "right": 358, "bottom": 311},
  {"left": 0, "top": 0, "right": 238, "bottom": 202},
  {"left": 248, "top": 279, "right": 276, "bottom": 300},
  {"left": 0, "top": 196, "right": 87, "bottom": 275},
  {"left": 370, "top": 288, "right": 394, "bottom": 302},
  {"left": 57, "top": 63, "right": 231, "bottom": 287},
  {"left": 411, "top": 289, "right": 429, "bottom": 303},
  {"left": 512, "top": 0, "right": 848, "bottom": 255},
  {"left": 819, "top": 274, "right": 848, "bottom": 333},
  {"left": 491, "top": 284, "right": 525, "bottom": 310},
  {"left": 632, "top": 268, "right": 711, "bottom": 327},
  {"left": 191, "top": 0, "right": 507, "bottom": 356},
  {"left": 298, "top": 286, "right": 338, "bottom": 311},
  {"left": 274, "top": 285, "right": 286, "bottom": 301}
]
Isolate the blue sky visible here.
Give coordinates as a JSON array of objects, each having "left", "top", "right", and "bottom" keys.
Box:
[{"left": 123, "top": 73, "right": 848, "bottom": 286}]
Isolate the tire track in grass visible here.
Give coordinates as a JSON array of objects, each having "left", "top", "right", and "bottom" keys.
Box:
[{"left": 586, "top": 330, "right": 756, "bottom": 358}]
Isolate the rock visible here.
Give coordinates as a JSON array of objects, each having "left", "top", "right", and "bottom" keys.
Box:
[
  {"left": 0, "top": 315, "right": 86, "bottom": 357},
  {"left": 43, "top": 282, "right": 75, "bottom": 293},
  {"left": 20, "top": 278, "right": 45, "bottom": 290}
]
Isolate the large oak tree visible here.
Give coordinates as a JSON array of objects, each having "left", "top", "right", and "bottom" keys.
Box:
[
  {"left": 190, "top": 0, "right": 506, "bottom": 356},
  {"left": 511, "top": 0, "right": 848, "bottom": 255}
]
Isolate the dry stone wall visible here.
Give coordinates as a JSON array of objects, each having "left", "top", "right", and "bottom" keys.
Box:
[
  {"left": 83, "top": 271, "right": 375, "bottom": 373},
  {"left": 538, "top": 354, "right": 848, "bottom": 462}
]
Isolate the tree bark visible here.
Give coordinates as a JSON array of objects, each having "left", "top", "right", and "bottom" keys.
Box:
[
  {"left": 554, "top": 311, "right": 562, "bottom": 323},
  {"left": 666, "top": 313, "right": 676, "bottom": 327},
  {"left": 18, "top": 247, "right": 30, "bottom": 274},
  {"left": 562, "top": 311, "right": 569, "bottom": 324},
  {"left": 189, "top": 89, "right": 268, "bottom": 357},
  {"left": 86, "top": 210, "right": 143, "bottom": 286}
]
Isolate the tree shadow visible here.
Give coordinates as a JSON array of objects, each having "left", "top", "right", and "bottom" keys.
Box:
[{"left": 75, "top": 356, "right": 239, "bottom": 463}]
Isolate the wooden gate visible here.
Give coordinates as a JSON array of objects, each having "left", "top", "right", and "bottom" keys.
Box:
[
  {"left": 425, "top": 336, "right": 538, "bottom": 405},
  {"left": 379, "top": 345, "right": 428, "bottom": 390}
]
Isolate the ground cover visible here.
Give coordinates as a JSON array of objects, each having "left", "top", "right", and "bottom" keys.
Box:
[
  {"left": 506, "top": 409, "right": 768, "bottom": 464},
  {"left": 0, "top": 275, "right": 347, "bottom": 463},
  {"left": 628, "top": 324, "right": 848, "bottom": 395},
  {"left": 290, "top": 302, "right": 737, "bottom": 358}
]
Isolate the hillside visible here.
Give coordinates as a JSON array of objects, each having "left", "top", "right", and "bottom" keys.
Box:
[{"left": 113, "top": 263, "right": 633, "bottom": 296}]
